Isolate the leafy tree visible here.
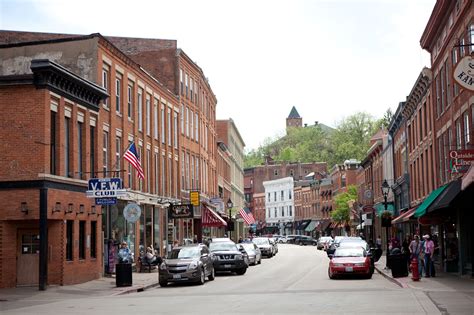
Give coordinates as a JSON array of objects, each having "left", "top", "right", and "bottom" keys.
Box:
[
  {"left": 331, "top": 185, "right": 358, "bottom": 223},
  {"left": 372, "top": 108, "right": 393, "bottom": 132}
]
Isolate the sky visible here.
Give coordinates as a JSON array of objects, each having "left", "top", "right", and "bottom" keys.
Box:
[{"left": 0, "top": 0, "right": 436, "bottom": 151}]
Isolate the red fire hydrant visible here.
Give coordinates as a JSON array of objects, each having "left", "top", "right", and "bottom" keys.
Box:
[{"left": 411, "top": 258, "right": 420, "bottom": 281}]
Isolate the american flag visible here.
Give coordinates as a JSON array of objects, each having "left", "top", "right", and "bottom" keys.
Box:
[
  {"left": 123, "top": 142, "right": 145, "bottom": 179},
  {"left": 239, "top": 207, "right": 256, "bottom": 225}
]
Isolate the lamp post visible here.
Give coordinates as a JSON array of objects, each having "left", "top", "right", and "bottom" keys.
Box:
[
  {"left": 381, "top": 179, "right": 391, "bottom": 268},
  {"left": 227, "top": 198, "right": 233, "bottom": 240}
]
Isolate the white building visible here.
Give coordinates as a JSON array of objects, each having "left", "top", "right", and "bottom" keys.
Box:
[{"left": 263, "top": 177, "right": 294, "bottom": 235}]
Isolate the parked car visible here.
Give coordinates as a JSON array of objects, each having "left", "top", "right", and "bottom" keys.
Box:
[
  {"left": 273, "top": 235, "right": 287, "bottom": 243},
  {"left": 317, "top": 236, "right": 333, "bottom": 250},
  {"left": 208, "top": 237, "right": 232, "bottom": 243},
  {"left": 208, "top": 241, "right": 249, "bottom": 275},
  {"left": 159, "top": 244, "right": 215, "bottom": 287},
  {"left": 328, "top": 246, "right": 372, "bottom": 279},
  {"left": 326, "top": 236, "right": 363, "bottom": 256},
  {"left": 240, "top": 242, "right": 262, "bottom": 265},
  {"left": 337, "top": 240, "right": 377, "bottom": 274},
  {"left": 269, "top": 238, "right": 279, "bottom": 254},
  {"left": 285, "top": 235, "right": 299, "bottom": 244},
  {"left": 252, "top": 237, "right": 274, "bottom": 257},
  {"left": 293, "top": 235, "right": 317, "bottom": 246}
]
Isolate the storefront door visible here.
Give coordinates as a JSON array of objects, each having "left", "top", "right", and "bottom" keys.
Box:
[{"left": 17, "top": 230, "right": 40, "bottom": 286}]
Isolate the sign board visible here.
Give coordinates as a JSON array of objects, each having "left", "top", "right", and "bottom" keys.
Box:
[
  {"left": 364, "top": 190, "right": 373, "bottom": 200},
  {"left": 123, "top": 203, "right": 141, "bottom": 222},
  {"left": 169, "top": 204, "right": 194, "bottom": 219},
  {"left": 449, "top": 150, "right": 473, "bottom": 174},
  {"left": 86, "top": 178, "right": 127, "bottom": 198},
  {"left": 95, "top": 197, "right": 117, "bottom": 205},
  {"left": 190, "top": 191, "right": 200, "bottom": 206},
  {"left": 453, "top": 55, "right": 474, "bottom": 91}
]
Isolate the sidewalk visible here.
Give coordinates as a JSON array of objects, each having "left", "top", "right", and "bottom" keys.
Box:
[
  {"left": 0, "top": 269, "right": 160, "bottom": 303},
  {"left": 374, "top": 255, "right": 474, "bottom": 292}
]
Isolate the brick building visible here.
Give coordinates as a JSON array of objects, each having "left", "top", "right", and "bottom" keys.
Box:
[{"left": 0, "top": 30, "right": 222, "bottom": 287}]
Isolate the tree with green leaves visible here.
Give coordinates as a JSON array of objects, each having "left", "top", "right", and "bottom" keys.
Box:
[{"left": 330, "top": 185, "right": 358, "bottom": 224}]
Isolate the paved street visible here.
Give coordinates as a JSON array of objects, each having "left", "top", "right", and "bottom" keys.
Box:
[{"left": 1, "top": 244, "right": 448, "bottom": 314}]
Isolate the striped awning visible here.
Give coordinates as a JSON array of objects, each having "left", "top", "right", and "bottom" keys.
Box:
[
  {"left": 391, "top": 207, "right": 416, "bottom": 224},
  {"left": 202, "top": 206, "right": 227, "bottom": 227}
]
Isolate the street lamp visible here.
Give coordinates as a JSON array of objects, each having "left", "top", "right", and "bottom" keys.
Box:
[
  {"left": 381, "top": 179, "right": 391, "bottom": 268},
  {"left": 227, "top": 198, "right": 233, "bottom": 240}
]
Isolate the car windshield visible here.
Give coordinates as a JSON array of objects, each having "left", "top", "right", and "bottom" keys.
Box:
[
  {"left": 334, "top": 248, "right": 365, "bottom": 257},
  {"left": 169, "top": 247, "right": 200, "bottom": 259},
  {"left": 241, "top": 243, "right": 256, "bottom": 252},
  {"left": 253, "top": 238, "right": 269, "bottom": 245},
  {"left": 209, "top": 242, "right": 237, "bottom": 252}
]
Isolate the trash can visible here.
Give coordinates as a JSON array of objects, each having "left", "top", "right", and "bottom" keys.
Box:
[
  {"left": 116, "top": 263, "right": 132, "bottom": 287},
  {"left": 389, "top": 254, "right": 408, "bottom": 278}
]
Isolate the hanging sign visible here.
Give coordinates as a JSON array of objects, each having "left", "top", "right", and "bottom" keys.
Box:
[
  {"left": 123, "top": 203, "right": 141, "bottom": 222},
  {"left": 169, "top": 204, "right": 194, "bottom": 219},
  {"left": 190, "top": 190, "right": 200, "bottom": 207},
  {"left": 453, "top": 55, "right": 474, "bottom": 91}
]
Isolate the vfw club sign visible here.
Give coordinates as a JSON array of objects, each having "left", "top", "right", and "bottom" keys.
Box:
[{"left": 453, "top": 55, "right": 474, "bottom": 91}]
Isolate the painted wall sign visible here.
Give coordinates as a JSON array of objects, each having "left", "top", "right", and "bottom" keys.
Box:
[
  {"left": 453, "top": 55, "right": 474, "bottom": 91},
  {"left": 449, "top": 150, "right": 473, "bottom": 174}
]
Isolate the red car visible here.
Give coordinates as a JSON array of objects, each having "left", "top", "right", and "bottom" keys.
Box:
[{"left": 328, "top": 247, "right": 372, "bottom": 279}]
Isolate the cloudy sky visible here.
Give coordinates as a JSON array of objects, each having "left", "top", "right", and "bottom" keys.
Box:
[{"left": 1, "top": 0, "right": 436, "bottom": 150}]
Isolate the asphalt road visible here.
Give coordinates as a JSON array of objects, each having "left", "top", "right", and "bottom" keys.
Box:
[{"left": 2, "top": 244, "right": 441, "bottom": 314}]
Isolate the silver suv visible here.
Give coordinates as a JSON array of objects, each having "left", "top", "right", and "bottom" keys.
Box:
[{"left": 159, "top": 244, "right": 215, "bottom": 286}]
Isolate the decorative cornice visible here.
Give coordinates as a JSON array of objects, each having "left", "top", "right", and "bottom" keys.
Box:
[
  {"left": 30, "top": 59, "right": 108, "bottom": 111},
  {"left": 402, "top": 68, "right": 432, "bottom": 120}
]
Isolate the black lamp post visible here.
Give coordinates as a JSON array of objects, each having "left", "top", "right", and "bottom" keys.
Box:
[
  {"left": 381, "top": 179, "right": 391, "bottom": 268},
  {"left": 227, "top": 198, "right": 233, "bottom": 240}
]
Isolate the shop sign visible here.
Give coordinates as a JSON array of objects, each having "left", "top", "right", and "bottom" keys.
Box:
[
  {"left": 95, "top": 197, "right": 117, "bottom": 205},
  {"left": 123, "top": 203, "right": 141, "bottom": 222},
  {"left": 169, "top": 204, "right": 194, "bottom": 219},
  {"left": 190, "top": 190, "right": 200, "bottom": 206},
  {"left": 86, "top": 178, "right": 127, "bottom": 198},
  {"left": 449, "top": 150, "right": 474, "bottom": 174},
  {"left": 453, "top": 55, "right": 474, "bottom": 91}
]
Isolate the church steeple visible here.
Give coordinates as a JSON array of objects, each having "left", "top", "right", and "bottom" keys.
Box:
[{"left": 286, "top": 106, "right": 302, "bottom": 129}]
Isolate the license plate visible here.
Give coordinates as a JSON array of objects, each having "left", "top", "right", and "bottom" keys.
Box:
[
  {"left": 173, "top": 274, "right": 181, "bottom": 279},
  {"left": 224, "top": 264, "right": 231, "bottom": 268},
  {"left": 345, "top": 267, "right": 353, "bottom": 272}
]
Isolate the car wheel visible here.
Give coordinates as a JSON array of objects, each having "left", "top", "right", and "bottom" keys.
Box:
[
  {"left": 208, "top": 267, "right": 215, "bottom": 281},
  {"left": 328, "top": 268, "right": 335, "bottom": 280},
  {"left": 299, "top": 241, "right": 303, "bottom": 246},
  {"left": 198, "top": 268, "right": 205, "bottom": 285},
  {"left": 159, "top": 280, "right": 168, "bottom": 287},
  {"left": 236, "top": 268, "right": 247, "bottom": 275}
]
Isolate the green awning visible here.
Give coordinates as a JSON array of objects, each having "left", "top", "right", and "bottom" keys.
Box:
[
  {"left": 414, "top": 184, "right": 448, "bottom": 218},
  {"left": 375, "top": 203, "right": 395, "bottom": 216},
  {"left": 305, "top": 220, "right": 317, "bottom": 232}
]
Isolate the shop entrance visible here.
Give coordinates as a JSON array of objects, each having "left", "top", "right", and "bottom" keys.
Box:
[{"left": 17, "top": 230, "right": 40, "bottom": 286}]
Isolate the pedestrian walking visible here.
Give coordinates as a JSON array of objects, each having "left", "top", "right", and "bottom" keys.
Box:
[
  {"left": 423, "top": 234, "right": 435, "bottom": 277},
  {"left": 376, "top": 236, "right": 382, "bottom": 249},
  {"left": 409, "top": 235, "right": 423, "bottom": 277}
]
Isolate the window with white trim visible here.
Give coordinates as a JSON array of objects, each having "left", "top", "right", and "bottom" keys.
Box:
[
  {"left": 173, "top": 111, "right": 178, "bottom": 149},
  {"left": 115, "top": 73, "right": 122, "bottom": 113},
  {"left": 146, "top": 95, "right": 151, "bottom": 136},
  {"left": 195, "top": 112, "right": 199, "bottom": 143},
  {"left": 127, "top": 83, "right": 134, "bottom": 120},
  {"left": 161, "top": 104, "right": 165, "bottom": 144},
  {"left": 102, "top": 65, "right": 109, "bottom": 107},
  {"left": 138, "top": 88, "right": 143, "bottom": 132},
  {"left": 154, "top": 99, "right": 158, "bottom": 139}
]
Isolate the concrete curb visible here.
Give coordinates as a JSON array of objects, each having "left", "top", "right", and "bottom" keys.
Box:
[
  {"left": 111, "top": 282, "right": 160, "bottom": 296},
  {"left": 374, "top": 265, "right": 409, "bottom": 288}
]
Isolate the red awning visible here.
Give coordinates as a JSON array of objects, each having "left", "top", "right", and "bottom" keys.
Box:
[
  {"left": 202, "top": 206, "right": 227, "bottom": 227},
  {"left": 391, "top": 208, "right": 416, "bottom": 225}
]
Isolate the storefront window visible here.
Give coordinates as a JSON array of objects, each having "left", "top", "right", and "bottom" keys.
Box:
[{"left": 153, "top": 206, "right": 160, "bottom": 254}]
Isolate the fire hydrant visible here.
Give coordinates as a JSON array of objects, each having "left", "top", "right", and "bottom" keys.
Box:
[{"left": 411, "top": 257, "right": 420, "bottom": 281}]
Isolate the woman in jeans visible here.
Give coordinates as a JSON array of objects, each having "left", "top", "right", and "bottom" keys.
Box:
[{"left": 423, "top": 234, "right": 435, "bottom": 277}]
